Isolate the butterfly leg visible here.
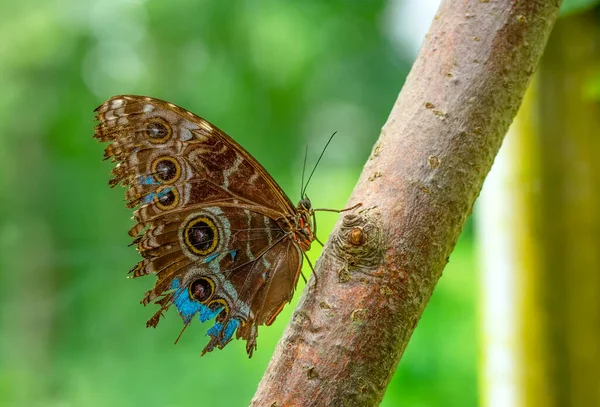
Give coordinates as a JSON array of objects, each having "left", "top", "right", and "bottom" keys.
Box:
[
  {"left": 311, "top": 203, "right": 360, "bottom": 246},
  {"left": 302, "top": 251, "right": 316, "bottom": 284},
  {"left": 313, "top": 202, "right": 362, "bottom": 213},
  {"left": 314, "top": 236, "right": 325, "bottom": 247}
]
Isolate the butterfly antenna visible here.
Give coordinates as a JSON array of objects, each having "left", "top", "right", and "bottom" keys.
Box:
[
  {"left": 301, "top": 144, "right": 309, "bottom": 198},
  {"left": 302, "top": 131, "right": 337, "bottom": 197}
]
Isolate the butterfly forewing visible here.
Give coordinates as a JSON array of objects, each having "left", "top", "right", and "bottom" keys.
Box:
[{"left": 94, "top": 95, "right": 309, "bottom": 357}]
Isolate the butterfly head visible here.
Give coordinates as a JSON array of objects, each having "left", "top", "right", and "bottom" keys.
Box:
[
  {"left": 294, "top": 197, "right": 315, "bottom": 252},
  {"left": 299, "top": 197, "right": 312, "bottom": 212}
]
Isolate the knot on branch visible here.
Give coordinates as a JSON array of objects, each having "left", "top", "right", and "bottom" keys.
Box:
[{"left": 330, "top": 211, "right": 383, "bottom": 281}]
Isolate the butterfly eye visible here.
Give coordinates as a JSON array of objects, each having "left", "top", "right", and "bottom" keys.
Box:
[
  {"left": 145, "top": 118, "right": 172, "bottom": 143},
  {"left": 189, "top": 277, "right": 214, "bottom": 303},
  {"left": 183, "top": 216, "right": 219, "bottom": 256},
  {"left": 151, "top": 157, "right": 181, "bottom": 184},
  {"left": 155, "top": 187, "right": 179, "bottom": 210},
  {"left": 300, "top": 198, "right": 312, "bottom": 211}
]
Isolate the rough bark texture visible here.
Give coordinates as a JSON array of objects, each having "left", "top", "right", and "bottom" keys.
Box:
[{"left": 251, "top": 1, "right": 563, "bottom": 406}]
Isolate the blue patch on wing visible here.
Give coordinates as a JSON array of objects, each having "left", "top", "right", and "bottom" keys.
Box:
[
  {"left": 142, "top": 187, "right": 171, "bottom": 205},
  {"left": 157, "top": 187, "right": 171, "bottom": 198},
  {"left": 138, "top": 175, "right": 159, "bottom": 185},
  {"left": 142, "top": 192, "right": 156, "bottom": 204},
  {"left": 171, "top": 278, "right": 221, "bottom": 324},
  {"left": 203, "top": 252, "right": 220, "bottom": 263},
  {"left": 170, "top": 278, "right": 241, "bottom": 348},
  {"left": 207, "top": 319, "right": 240, "bottom": 344}
]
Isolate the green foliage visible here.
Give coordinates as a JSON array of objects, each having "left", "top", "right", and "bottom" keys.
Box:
[
  {"left": 0, "top": 1, "right": 478, "bottom": 406},
  {"left": 561, "top": 0, "right": 600, "bottom": 16},
  {"left": 584, "top": 71, "right": 600, "bottom": 100}
]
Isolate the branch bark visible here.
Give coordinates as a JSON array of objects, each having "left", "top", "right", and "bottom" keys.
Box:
[{"left": 252, "top": 1, "right": 563, "bottom": 405}]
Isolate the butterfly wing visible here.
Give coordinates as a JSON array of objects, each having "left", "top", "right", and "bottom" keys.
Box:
[
  {"left": 141, "top": 205, "right": 302, "bottom": 357},
  {"left": 95, "top": 95, "right": 296, "bottom": 215},
  {"left": 94, "top": 95, "right": 303, "bottom": 356}
]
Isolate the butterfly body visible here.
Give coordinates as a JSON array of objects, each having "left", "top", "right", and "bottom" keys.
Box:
[{"left": 94, "top": 95, "right": 314, "bottom": 356}]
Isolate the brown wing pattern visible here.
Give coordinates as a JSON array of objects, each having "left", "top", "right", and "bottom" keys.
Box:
[
  {"left": 95, "top": 95, "right": 295, "bottom": 215},
  {"left": 94, "top": 95, "right": 304, "bottom": 356}
]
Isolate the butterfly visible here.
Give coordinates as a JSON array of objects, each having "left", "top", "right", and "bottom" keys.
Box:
[{"left": 94, "top": 95, "right": 320, "bottom": 357}]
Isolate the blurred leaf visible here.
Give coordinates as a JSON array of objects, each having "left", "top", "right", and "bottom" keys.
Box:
[
  {"left": 584, "top": 69, "right": 600, "bottom": 100},
  {"left": 560, "top": 0, "right": 600, "bottom": 16}
]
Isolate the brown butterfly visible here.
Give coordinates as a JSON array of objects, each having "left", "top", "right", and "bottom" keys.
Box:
[{"left": 94, "top": 95, "right": 322, "bottom": 357}]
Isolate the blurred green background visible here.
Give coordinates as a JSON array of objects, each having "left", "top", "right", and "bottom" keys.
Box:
[{"left": 0, "top": 1, "right": 597, "bottom": 406}]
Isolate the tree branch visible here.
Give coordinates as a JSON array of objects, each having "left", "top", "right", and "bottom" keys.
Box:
[{"left": 251, "top": 1, "right": 563, "bottom": 405}]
